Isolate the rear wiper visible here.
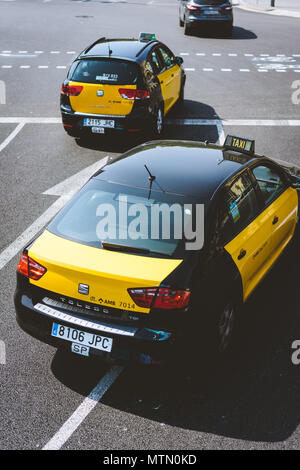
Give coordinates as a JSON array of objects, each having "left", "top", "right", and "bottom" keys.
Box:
[{"left": 101, "top": 242, "right": 165, "bottom": 256}]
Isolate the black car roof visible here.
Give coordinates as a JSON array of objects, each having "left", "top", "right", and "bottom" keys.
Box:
[
  {"left": 79, "top": 38, "right": 157, "bottom": 63},
  {"left": 93, "top": 140, "right": 258, "bottom": 201}
]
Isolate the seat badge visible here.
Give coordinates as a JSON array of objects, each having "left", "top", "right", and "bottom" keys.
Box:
[
  {"left": 97, "top": 90, "right": 104, "bottom": 97},
  {"left": 78, "top": 283, "right": 89, "bottom": 295}
]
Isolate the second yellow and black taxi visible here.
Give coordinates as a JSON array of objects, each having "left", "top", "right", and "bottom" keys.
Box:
[
  {"left": 60, "top": 33, "right": 185, "bottom": 139},
  {"left": 15, "top": 136, "right": 300, "bottom": 365}
]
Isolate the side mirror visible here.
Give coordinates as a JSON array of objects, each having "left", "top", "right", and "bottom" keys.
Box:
[
  {"left": 175, "top": 56, "right": 184, "bottom": 66},
  {"left": 290, "top": 174, "right": 300, "bottom": 189}
]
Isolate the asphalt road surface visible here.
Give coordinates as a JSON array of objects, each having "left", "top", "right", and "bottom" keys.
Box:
[{"left": 0, "top": 0, "right": 300, "bottom": 451}]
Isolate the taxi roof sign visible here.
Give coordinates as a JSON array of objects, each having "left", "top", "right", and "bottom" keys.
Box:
[
  {"left": 139, "top": 32, "right": 156, "bottom": 42},
  {"left": 224, "top": 135, "right": 255, "bottom": 155}
]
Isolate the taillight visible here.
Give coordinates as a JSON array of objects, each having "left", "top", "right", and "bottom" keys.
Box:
[
  {"left": 61, "top": 85, "right": 83, "bottom": 96},
  {"left": 118, "top": 88, "right": 150, "bottom": 100},
  {"left": 221, "top": 3, "right": 232, "bottom": 10},
  {"left": 128, "top": 287, "right": 190, "bottom": 310},
  {"left": 187, "top": 3, "right": 201, "bottom": 11},
  {"left": 17, "top": 254, "right": 47, "bottom": 280}
]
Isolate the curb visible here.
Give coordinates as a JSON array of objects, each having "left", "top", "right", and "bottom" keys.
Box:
[{"left": 236, "top": 2, "right": 300, "bottom": 19}]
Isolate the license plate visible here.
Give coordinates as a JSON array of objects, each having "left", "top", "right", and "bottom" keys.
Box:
[
  {"left": 83, "top": 118, "right": 115, "bottom": 128},
  {"left": 71, "top": 342, "right": 90, "bottom": 357},
  {"left": 91, "top": 126, "right": 105, "bottom": 134},
  {"left": 204, "top": 9, "right": 219, "bottom": 15},
  {"left": 51, "top": 322, "right": 113, "bottom": 352}
]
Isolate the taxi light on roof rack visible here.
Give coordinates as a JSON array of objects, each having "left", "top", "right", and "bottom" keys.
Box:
[
  {"left": 139, "top": 32, "right": 156, "bottom": 42},
  {"left": 224, "top": 135, "right": 255, "bottom": 155}
]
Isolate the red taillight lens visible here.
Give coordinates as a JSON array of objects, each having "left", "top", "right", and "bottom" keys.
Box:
[
  {"left": 128, "top": 287, "right": 190, "bottom": 310},
  {"left": 187, "top": 3, "right": 201, "bottom": 11},
  {"left": 61, "top": 85, "right": 83, "bottom": 96},
  {"left": 118, "top": 88, "right": 150, "bottom": 100},
  {"left": 17, "top": 254, "right": 47, "bottom": 280}
]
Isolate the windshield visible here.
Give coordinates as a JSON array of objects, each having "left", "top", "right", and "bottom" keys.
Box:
[
  {"left": 70, "top": 59, "right": 139, "bottom": 85},
  {"left": 48, "top": 179, "right": 203, "bottom": 258}
]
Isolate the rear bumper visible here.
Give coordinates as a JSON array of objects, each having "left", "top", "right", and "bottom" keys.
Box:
[
  {"left": 186, "top": 13, "right": 233, "bottom": 26},
  {"left": 15, "top": 289, "right": 179, "bottom": 365},
  {"left": 60, "top": 104, "right": 152, "bottom": 137}
]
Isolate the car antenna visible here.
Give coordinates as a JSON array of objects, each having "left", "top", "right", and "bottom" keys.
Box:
[{"left": 107, "top": 41, "right": 112, "bottom": 56}]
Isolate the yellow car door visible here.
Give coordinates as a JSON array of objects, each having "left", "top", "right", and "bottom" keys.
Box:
[
  {"left": 252, "top": 164, "right": 298, "bottom": 266},
  {"left": 157, "top": 46, "right": 181, "bottom": 113},
  {"left": 222, "top": 172, "right": 275, "bottom": 302}
]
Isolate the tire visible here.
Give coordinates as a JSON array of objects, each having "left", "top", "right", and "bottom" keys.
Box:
[
  {"left": 176, "top": 82, "right": 184, "bottom": 110},
  {"left": 205, "top": 297, "right": 240, "bottom": 361},
  {"left": 179, "top": 16, "right": 184, "bottom": 27},
  {"left": 184, "top": 18, "right": 192, "bottom": 36},
  {"left": 223, "top": 23, "right": 233, "bottom": 38},
  {"left": 152, "top": 106, "right": 164, "bottom": 138}
]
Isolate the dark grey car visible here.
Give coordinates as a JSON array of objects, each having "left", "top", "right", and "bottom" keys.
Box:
[{"left": 179, "top": 0, "right": 233, "bottom": 36}]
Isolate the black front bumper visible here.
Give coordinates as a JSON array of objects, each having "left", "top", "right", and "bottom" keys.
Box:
[
  {"left": 15, "top": 287, "right": 180, "bottom": 365},
  {"left": 60, "top": 104, "right": 153, "bottom": 137}
]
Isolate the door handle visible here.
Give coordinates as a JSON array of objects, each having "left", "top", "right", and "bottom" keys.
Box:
[
  {"left": 272, "top": 216, "right": 279, "bottom": 225},
  {"left": 238, "top": 249, "right": 247, "bottom": 260}
]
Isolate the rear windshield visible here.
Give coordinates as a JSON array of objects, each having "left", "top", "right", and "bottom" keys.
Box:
[
  {"left": 48, "top": 179, "right": 202, "bottom": 258},
  {"left": 70, "top": 59, "right": 139, "bottom": 85},
  {"left": 193, "top": 0, "right": 228, "bottom": 4}
]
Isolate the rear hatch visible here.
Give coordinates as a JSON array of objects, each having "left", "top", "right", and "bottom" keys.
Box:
[
  {"left": 28, "top": 230, "right": 182, "bottom": 314},
  {"left": 68, "top": 58, "right": 138, "bottom": 116}
]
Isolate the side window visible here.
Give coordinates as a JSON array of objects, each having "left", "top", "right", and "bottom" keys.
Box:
[
  {"left": 149, "top": 49, "right": 163, "bottom": 75},
  {"left": 252, "top": 165, "right": 287, "bottom": 206},
  {"left": 218, "top": 173, "right": 259, "bottom": 243},
  {"left": 158, "top": 46, "right": 175, "bottom": 69}
]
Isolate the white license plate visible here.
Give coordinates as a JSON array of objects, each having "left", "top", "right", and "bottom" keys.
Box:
[
  {"left": 51, "top": 322, "right": 113, "bottom": 352},
  {"left": 91, "top": 126, "right": 105, "bottom": 134},
  {"left": 204, "top": 9, "right": 219, "bottom": 14},
  {"left": 83, "top": 118, "right": 115, "bottom": 128}
]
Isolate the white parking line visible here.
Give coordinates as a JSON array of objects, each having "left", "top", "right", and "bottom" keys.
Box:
[
  {"left": 42, "top": 365, "right": 124, "bottom": 450},
  {"left": 221, "top": 68, "right": 232, "bottom": 72},
  {"left": 203, "top": 68, "right": 214, "bottom": 71},
  {"left": 0, "top": 123, "right": 25, "bottom": 154}
]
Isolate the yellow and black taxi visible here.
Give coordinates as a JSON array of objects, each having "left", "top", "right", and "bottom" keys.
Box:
[
  {"left": 60, "top": 33, "right": 185, "bottom": 139},
  {"left": 15, "top": 136, "right": 300, "bottom": 365}
]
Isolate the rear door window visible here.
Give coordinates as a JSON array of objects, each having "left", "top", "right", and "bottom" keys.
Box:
[{"left": 70, "top": 59, "right": 139, "bottom": 85}]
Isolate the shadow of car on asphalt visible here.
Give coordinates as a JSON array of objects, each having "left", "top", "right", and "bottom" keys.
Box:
[
  {"left": 71, "top": 100, "right": 222, "bottom": 153},
  {"left": 185, "top": 24, "right": 257, "bottom": 40},
  {"left": 51, "top": 239, "right": 300, "bottom": 444}
]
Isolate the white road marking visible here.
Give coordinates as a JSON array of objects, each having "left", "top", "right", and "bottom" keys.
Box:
[
  {"left": 0, "top": 155, "right": 108, "bottom": 271},
  {"left": 196, "top": 53, "right": 206, "bottom": 56},
  {"left": 18, "top": 50, "right": 28, "bottom": 54},
  {"left": 56, "top": 65, "right": 67, "bottom": 69},
  {"left": 184, "top": 68, "right": 195, "bottom": 71},
  {"left": 180, "top": 53, "right": 189, "bottom": 56},
  {"left": 213, "top": 53, "right": 221, "bottom": 56},
  {"left": 276, "top": 70, "right": 286, "bottom": 72},
  {"left": 50, "top": 51, "right": 60, "bottom": 54},
  {"left": 38, "top": 65, "right": 49, "bottom": 68},
  {"left": 221, "top": 68, "right": 232, "bottom": 72},
  {"left": 239, "top": 69, "right": 250, "bottom": 72},
  {"left": 20, "top": 65, "right": 30, "bottom": 68},
  {"left": 2, "top": 50, "right": 11, "bottom": 53},
  {"left": 42, "top": 366, "right": 124, "bottom": 451},
  {"left": 203, "top": 68, "right": 214, "bottom": 71},
  {"left": 0, "top": 122, "right": 25, "bottom": 154},
  {"left": 228, "top": 53, "right": 237, "bottom": 56},
  {"left": 166, "top": 119, "right": 300, "bottom": 126},
  {"left": 244, "top": 54, "right": 253, "bottom": 57},
  {"left": 34, "top": 51, "right": 44, "bottom": 54},
  {"left": 258, "top": 69, "right": 268, "bottom": 72},
  {"left": 1, "top": 65, "right": 12, "bottom": 68},
  {"left": 66, "top": 51, "right": 76, "bottom": 54}
]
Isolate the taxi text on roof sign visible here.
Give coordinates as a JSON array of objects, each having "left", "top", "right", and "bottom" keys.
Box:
[{"left": 224, "top": 135, "right": 255, "bottom": 155}]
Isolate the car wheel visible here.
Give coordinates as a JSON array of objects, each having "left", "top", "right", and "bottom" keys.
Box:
[
  {"left": 179, "top": 15, "right": 184, "bottom": 27},
  {"left": 216, "top": 302, "right": 236, "bottom": 353},
  {"left": 152, "top": 106, "right": 164, "bottom": 137},
  {"left": 223, "top": 23, "right": 233, "bottom": 38},
  {"left": 184, "top": 18, "right": 191, "bottom": 36}
]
